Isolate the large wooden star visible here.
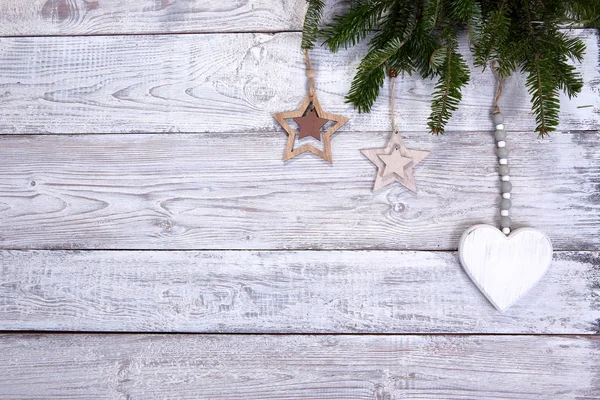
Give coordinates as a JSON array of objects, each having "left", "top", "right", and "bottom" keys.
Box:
[
  {"left": 273, "top": 94, "right": 349, "bottom": 163},
  {"left": 361, "top": 133, "right": 430, "bottom": 192}
]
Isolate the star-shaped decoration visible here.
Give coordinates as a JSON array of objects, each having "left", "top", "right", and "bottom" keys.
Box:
[
  {"left": 293, "top": 106, "right": 329, "bottom": 140},
  {"left": 361, "top": 133, "right": 430, "bottom": 192},
  {"left": 273, "top": 93, "right": 349, "bottom": 163},
  {"left": 378, "top": 148, "right": 412, "bottom": 179}
]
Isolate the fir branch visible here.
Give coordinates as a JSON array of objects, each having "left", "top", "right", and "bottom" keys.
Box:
[
  {"left": 468, "top": 2, "right": 484, "bottom": 48},
  {"left": 473, "top": 2, "right": 510, "bottom": 68},
  {"left": 541, "top": 30, "right": 586, "bottom": 63},
  {"left": 309, "top": 0, "right": 599, "bottom": 135},
  {"left": 322, "top": 2, "right": 389, "bottom": 52},
  {"left": 552, "top": 58, "right": 584, "bottom": 98},
  {"left": 403, "top": 19, "right": 441, "bottom": 78},
  {"left": 452, "top": 0, "right": 476, "bottom": 20},
  {"left": 421, "top": 0, "right": 442, "bottom": 32},
  {"left": 523, "top": 54, "right": 560, "bottom": 136},
  {"left": 565, "top": 0, "right": 600, "bottom": 28},
  {"left": 301, "top": 0, "right": 326, "bottom": 49},
  {"left": 428, "top": 37, "right": 470, "bottom": 134},
  {"left": 346, "top": 37, "right": 406, "bottom": 112}
]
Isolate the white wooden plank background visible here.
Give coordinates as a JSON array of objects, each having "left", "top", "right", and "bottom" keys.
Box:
[
  {"left": 0, "top": 31, "right": 598, "bottom": 135},
  {"left": 0, "top": 334, "right": 599, "bottom": 399},
  {"left": 0, "top": 131, "right": 598, "bottom": 250},
  {"left": 0, "top": 0, "right": 339, "bottom": 36},
  {"left": 1, "top": 250, "right": 598, "bottom": 333},
  {"left": 0, "top": 0, "right": 599, "bottom": 397}
]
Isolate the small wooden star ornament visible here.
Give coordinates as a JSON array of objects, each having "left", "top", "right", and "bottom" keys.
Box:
[
  {"left": 273, "top": 93, "right": 349, "bottom": 163},
  {"left": 361, "top": 132, "right": 429, "bottom": 192}
]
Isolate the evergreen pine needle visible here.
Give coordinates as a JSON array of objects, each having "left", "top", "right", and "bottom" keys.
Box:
[
  {"left": 302, "top": 0, "right": 326, "bottom": 49},
  {"left": 300, "top": 0, "right": 600, "bottom": 135}
]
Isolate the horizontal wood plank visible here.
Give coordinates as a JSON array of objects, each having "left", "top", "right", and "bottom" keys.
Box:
[
  {"left": 1, "top": 250, "right": 599, "bottom": 333},
  {"left": 0, "top": 131, "right": 598, "bottom": 250},
  {"left": 0, "top": 334, "right": 599, "bottom": 399},
  {"left": 0, "top": 31, "right": 597, "bottom": 135},
  {"left": 0, "top": 0, "right": 339, "bottom": 36}
]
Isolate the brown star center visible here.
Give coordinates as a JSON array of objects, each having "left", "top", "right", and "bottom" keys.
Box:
[{"left": 293, "top": 105, "right": 329, "bottom": 141}]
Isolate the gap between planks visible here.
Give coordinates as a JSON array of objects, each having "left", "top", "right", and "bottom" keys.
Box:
[{"left": 0, "top": 331, "right": 597, "bottom": 337}]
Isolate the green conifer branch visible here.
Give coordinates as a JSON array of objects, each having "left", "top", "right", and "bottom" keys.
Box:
[
  {"left": 300, "top": 0, "right": 599, "bottom": 135},
  {"left": 301, "top": 0, "right": 325, "bottom": 49},
  {"left": 346, "top": 37, "right": 406, "bottom": 112},
  {"left": 428, "top": 36, "right": 470, "bottom": 134}
]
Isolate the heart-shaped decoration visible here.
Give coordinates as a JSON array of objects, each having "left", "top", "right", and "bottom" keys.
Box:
[{"left": 458, "top": 224, "right": 553, "bottom": 311}]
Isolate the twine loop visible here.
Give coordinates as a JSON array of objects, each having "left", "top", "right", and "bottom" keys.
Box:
[
  {"left": 389, "top": 74, "right": 405, "bottom": 145},
  {"left": 492, "top": 60, "right": 504, "bottom": 114}
]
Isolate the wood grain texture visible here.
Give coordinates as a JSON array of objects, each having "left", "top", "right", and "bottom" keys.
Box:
[
  {"left": 1, "top": 250, "right": 598, "bottom": 333},
  {"left": 0, "top": 333, "right": 599, "bottom": 399},
  {"left": 0, "top": 131, "right": 598, "bottom": 250},
  {"left": 0, "top": 0, "right": 335, "bottom": 36},
  {"left": 0, "top": 31, "right": 597, "bottom": 135}
]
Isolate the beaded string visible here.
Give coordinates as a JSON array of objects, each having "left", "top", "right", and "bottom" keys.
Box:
[
  {"left": 491, "top": 62, "right": 512, "bottom": 235},
  {"left": 303, "top": 49, "right": 316, "bottom": 98}
]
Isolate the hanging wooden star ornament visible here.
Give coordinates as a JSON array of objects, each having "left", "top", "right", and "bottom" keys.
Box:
[
  {"left": 361, "top": 72, "right": 429, "bottom": 192},
  {"left": 273, "top": 50, "right": 349, "bottom": 163},
  {"left": 361, "top": 132, "right": 429, "bottom": 192}
]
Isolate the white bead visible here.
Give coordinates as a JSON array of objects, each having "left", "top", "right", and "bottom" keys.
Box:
[
  {"left": 496, "top": 124, "right": 504, "bottom": 130},
  {"left": 497, "top": 141, "right": 506, "bottom": 148},
  {"left": 502, "top": 227, "right": 511, "bottom": 235},
  {"left": 501, "top": 210, "right": 509, "bottom": 216},
  {"left": 501, "top": 175, "right": 510, "bottom": 181},
  {"left": 499, "top": 158, "right": 508, "bottom": 164},
  {"left": 502, "top": 193, "right": 511, "bottom": 199}
]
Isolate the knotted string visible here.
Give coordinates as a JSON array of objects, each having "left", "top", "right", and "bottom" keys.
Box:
[
  {"left": 390, "top": 75, "right": 398, "bottom": 134},
  {"left": 304, "top": 49, "right": 316, "bottom": 98},
  {"left": 389, "top": 73, "right": 405, "bottom": 147}
]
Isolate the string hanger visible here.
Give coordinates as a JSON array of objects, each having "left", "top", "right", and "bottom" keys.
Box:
[
  {"left": 389, "top": 68, "right": 399, "bottom": 135},
  {"left": 304, "top": 49, "right": 316, "bottom": 98},
  {"left": 489, "top": 59, "right": 512, "bottom": 235},
  {"left": 388, "top": 68, "right": 405, "bottom": 151},
  {"left": 492, "top": 60, "right": 504, "bottom": 115}
]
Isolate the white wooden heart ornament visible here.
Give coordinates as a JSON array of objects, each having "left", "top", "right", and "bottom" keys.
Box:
[{"left": 458, "top": 224, "right": 553, "bottom": 311}]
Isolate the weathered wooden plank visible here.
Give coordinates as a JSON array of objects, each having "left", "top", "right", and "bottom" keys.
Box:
[
  {"left": 0, "top": 31, "right": 597, "bottom": 135},
  {"left": 0, "top": 334, "right": 598, "bottom": 399},
  {"left": 0, "top": 131, "right": 598, "bottom": 250},
  {"left": 0, "top": 0, "right": 339, "bottom": 36},
  {"left": 0, "top": 250, "right": 598, "bottom": 333}
]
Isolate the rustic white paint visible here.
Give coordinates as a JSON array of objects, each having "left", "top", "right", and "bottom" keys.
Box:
[
  {"left": 459, "top": 225, "right": 553, "bottom": 311},
  {"left": 0, "top": 131, "right": 598, "bottom": 250},
  {"left": 0, "top": 334, "right": 599, "bottom": 399},
  {"left": 0, "top": 2, "right": 598, "bottom": 398},
  {"left": 0, "top": 31, "right": 597, "bottom": 134},
  {"left": 0, "top": 0, "right": 342, "bottom": 36},
  {"left": 1, "top": 250, "right": 598, "bottom": 333}
]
